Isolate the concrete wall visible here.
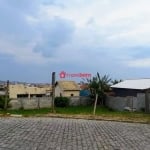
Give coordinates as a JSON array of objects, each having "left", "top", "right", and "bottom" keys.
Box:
[
  {"left": 10, "top": 97, "right": 52, "bottom": 110},
  {"left": 55, "top": 86, "right": 62, "bottom": 97},
  {"left": 63, "top": 91, "right": 80, "bottom": 97},
  {"left": 55, "top": 86, "right": 80, "bottom": 97},
  {"left": 69, "top": 96, "right": 91, "bottom": 106},
  {"left": 9, "top": 84, "right": 51, "bottom": 99},
  {"left": 9, "top": 96, "right": 91, "bottom": 109},
  {"left": 106, "top": 93, "right": 150, "bottom": 111}
]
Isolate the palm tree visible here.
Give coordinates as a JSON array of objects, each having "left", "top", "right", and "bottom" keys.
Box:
[
  {"left": 87, "top": 76, "right": 99, "bottom": 115},
  {"left": 97, "top": 73, "right": 111, "bottom": 105},
  {"left": 111, "top": 79, "right": 122, "bottom": 85},
  {"left": 87, "top": 73, "right": 111, "bottom": 115}
]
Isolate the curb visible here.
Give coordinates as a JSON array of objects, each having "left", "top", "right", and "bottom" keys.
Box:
[{"left": 0, "top": 113, "right": 149, "bottom": 124}]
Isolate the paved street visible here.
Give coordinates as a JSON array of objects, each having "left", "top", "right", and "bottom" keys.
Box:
[{"left": 0, "top": 118, "right": 149, "bottom": 150}]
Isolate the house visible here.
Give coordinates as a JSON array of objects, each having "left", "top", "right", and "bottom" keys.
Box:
[
  {"left": 9, "top": 84, "right": 51, "bottom": 99},
  {"left": 55, "top": 81, "right": 80, "bottom": 97},
  {"left": 111, "top": 79, "right": 150, "bottom": 97},
  {"left": 105, "top": 79, "right": 150, "bottom": 111}
]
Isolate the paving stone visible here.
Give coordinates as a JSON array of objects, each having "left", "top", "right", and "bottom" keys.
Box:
[{"left": 0, "top": 117, "right": 149, "bottom": 150}]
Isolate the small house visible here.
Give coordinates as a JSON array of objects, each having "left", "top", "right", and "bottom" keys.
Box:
[
  {"left": 111, "top": 79, "right": 150, "bottom": 97},
  {"left": 106, "top": 79, "right": 150, "bottom": 111},
  {"left": 55, "top": 81, "right": 80, "bottom": 97}
]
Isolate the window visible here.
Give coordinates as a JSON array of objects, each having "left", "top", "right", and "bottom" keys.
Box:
[
  {"left": 17, "top": 94, "right": 28, "bottom": 98},
  {"left": 71, "top": 94, "right": 74, "bottom": 97}
]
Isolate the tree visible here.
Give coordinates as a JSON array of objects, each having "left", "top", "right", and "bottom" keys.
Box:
[
  {"left": 87, "top": 73, "right": 111, "bottom": 115},
  {"left": 0, "top": 96, "right": 11, "bottom": 109},
  {"left": 87, "top": 76, "right": 99, "bottom": 115},
  {"left": 97, "top": 73, "right": 111, "bottom": 105},
  {"left": 111, "top": 79, "right": 122, "bottom": 85}
]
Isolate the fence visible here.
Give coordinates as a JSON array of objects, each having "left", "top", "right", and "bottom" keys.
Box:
[
  {"left": 106, "top": 93, "right": 149, "bottom": 111},
  {"left": 10, "top": 97, "right": 52, "bottom": 110},
  {"left": 9, "top": 96, "right": 91, "bottom": 110}
]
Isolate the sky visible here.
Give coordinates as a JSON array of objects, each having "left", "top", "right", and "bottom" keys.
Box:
[{"left": 0, "top": 0, "right": 150, "bottom": 83}]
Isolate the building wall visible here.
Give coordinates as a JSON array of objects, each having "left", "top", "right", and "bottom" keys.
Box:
[
  {"left": 112, "top": 88, "right": 145, "bottom": 97},
  {"left": 10, "top": 97, "right": 52, "bottom": 110},
  {"left": 9, "top": 96, "right": 91, "bottom": 109},
  {"left": 55, "top": 86, "right": 62, "bottom": 97},
  {"left": 9, "top": 84, "right": 51, "bottom": 99},
  {"left": 63, "top": 91, "right": 79, "bottom": 97},
  {"left": 69, "top": 96, "right": 91, "bottom": 106},
  {"left": 106, "top": 93, "right": 149, "bottom": 111},
  {"left": 55, "top": 85, "right": 80, "bottom": 97}
]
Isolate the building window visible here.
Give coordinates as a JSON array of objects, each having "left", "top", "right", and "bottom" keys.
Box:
[
  {"left": 71, "top": 94, "right": 74, "bottom": 97},
  {"left": 17, "top": 94, "right": 28, "bottom": 98}
]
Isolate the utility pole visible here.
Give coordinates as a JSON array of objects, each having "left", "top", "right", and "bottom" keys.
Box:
[
  {"left": 4, "top": 80, "right": 9, "bottom": 110},
  {"left": 51, "top": 72, "right": 56, "bottom": 113}
]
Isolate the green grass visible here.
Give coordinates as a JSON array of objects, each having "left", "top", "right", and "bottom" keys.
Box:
[
  {"left": 56, "top": 106, "right": 111, "bottom": 115},
  {"left": 0, "top": 108, "right": 51, "bottom": 116},
  {"left": 55, "top": 106, "right": 150, "bottom": 119},
  {"left": 0, "top": 106, "right": 149, "bottom": 123}
]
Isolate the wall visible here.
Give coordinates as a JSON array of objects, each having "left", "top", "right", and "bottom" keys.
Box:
[
  {"left": 112, "top": 88, "right": 144, "bottom": 97},
  {"left": 9, "top": 84, "right": 51, "bottom": 99},
  {"left": 63, "top": 91, "right": 80, "bottom": 97},
  {"left": 55, "top": 85, "right": 80, "bottom": 97},
  {"left": 69, "top": 96, "right": 91, "bottom": 106},
  {"left": 106, "top": 93, "right": 150, "bottom": 111},
  {"left": 55, "top": 86, "right": 62, "bottom": 97},
  {"left": 9, "top": 96, "right": 91, "bottom": 109},
  {"left": 10, "top": 97, "right": 52, "bottom": 110}
]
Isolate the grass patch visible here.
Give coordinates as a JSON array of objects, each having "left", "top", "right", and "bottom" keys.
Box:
[
  {"left": 0, "top": 106, "right": 149, "bottom": 123},
  {"left": 51, "top": 106, "right": 150, "bottom": 123},
  {"left": 0, "top": 108, "right": 51, "bottom": 117},
  {"left": 55, "top": 106, "right": 94, "bottom": 114},
  {"left": 54, "top": 106, "right": 124, "bottom": 115}
]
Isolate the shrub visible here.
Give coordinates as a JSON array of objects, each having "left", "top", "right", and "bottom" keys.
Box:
[
  {"left": 0, "top": 96, "right": 11, "bottom": 109},
  {"left": 140, "top": 107, "right": 145, "bottom": 112},
  {"left": 54, "top": 97, "right": 69, "bottom": 107}
]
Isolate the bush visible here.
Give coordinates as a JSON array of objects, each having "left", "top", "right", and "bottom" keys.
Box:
[
  {"left": 54, "top": 97, "right": 69, "bottom": 107},
  {"left": 0, "top": 96, "right": 11, "bottom": 109},
  {"left": 140, "top": 107, "right": 145, "bottom": 112}
]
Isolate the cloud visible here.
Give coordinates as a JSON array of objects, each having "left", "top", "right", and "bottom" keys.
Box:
[
  {"left": 33, "top": 17, "right": 75, "bottom": 57},
  {"left": 0, "top": 0, "right": 53, "bottom": 63},
  {"left": 127, "top": 58, "right": 150, "bottom": 68},
  {"left": 40, "top": 0, "right": 150, "bottom": 50},
  {"left": 1, "top": 0, "right": 150, "bottom": 60},
  {"left": 1, "top": 0, "right": 150, "bottom": 82}
]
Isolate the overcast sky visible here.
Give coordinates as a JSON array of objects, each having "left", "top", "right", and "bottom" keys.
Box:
[{"left": 0, "top": 0, "right": 150, "bottom": 83}]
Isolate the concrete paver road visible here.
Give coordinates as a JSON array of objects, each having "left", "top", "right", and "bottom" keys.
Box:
[{"left": 0, "top": 118, "right": 149, "bottom": 150}]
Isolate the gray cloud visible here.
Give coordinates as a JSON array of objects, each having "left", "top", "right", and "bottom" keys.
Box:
[
  {"left": 0, "top": 0, "right": 150, "bottom": 82},
  {"left": 0, "top": 0, "right": 58, "bottom": 45},
  {"left": 0, "top": 0, "right": 39, "bottom": 46},
  {"left": 34, "top": 17, "right": 75, "bottom": 57}
]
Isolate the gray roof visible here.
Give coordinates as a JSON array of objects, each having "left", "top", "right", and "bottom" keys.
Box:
[{"left": 111, "top": 79, "right": 150, "bottom": 90}]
